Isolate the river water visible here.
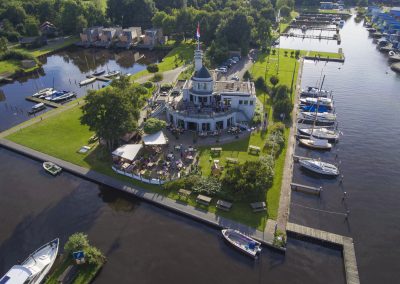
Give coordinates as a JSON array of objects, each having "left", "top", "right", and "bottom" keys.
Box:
[
  {"left": 0, "top": 148, "right": 344, "bottom": 283},
  {"left": 283, "top": 16, "right": 400, "bottom": 283},
  {"left": 0, "top": 47, "right": 163, "bottom": 132}
]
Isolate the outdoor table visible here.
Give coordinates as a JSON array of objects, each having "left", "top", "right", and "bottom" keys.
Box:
[
  {"left": 122, "top": 162, "right": 130, "bottom": 169},
  {"left": 226, "top": 157, "right": 238, "bottom": 164},
  {"left": 196, "top": 194, "right": 212, "bottom": 206},
  {"left": 248, "top": 145, "right": 261, "bottom": 154},
  {"left": 216, "top": 200, "right": 233, "bottom": 211},
  {"left": 250, "top": 201, "right": 267, "bottom": 212},
  {"left": 178, "top": 188, "right": 192, "bottom": 198}
]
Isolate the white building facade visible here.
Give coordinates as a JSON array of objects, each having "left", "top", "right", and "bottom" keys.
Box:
[{"left": 166, "top": 45, "right": 256, "bottom": 132}]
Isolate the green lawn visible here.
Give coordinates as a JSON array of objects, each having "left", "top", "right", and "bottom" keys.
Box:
[
  {"left": 15, "top": 36, "right": 79, "bottom": 57},
  {"left": 0, "top": 59, "right": 20, "bottom": 75},
  {"left": 131, "top": 40, "right": 195, "bottom": 80},
  {"left": 44, "top": 256, "right": 103, "bottom": 284}
]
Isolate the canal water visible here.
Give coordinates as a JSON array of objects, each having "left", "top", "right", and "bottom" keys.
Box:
[
  {"left": 0, "top": 47, "right": 164, "bottom": 132},
  {"left": 0, "top": 148, "right": 345, "bottom": 284},
  {"left": 284, "top": 15, "right": 400, "bottom": 283}
]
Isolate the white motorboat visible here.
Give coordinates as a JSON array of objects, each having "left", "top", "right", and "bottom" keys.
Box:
[
  {"left": 222, "top": 229, "right": 262, "bottom": 258},
  {"left": 104, "top": 70, "right": 121, "bottom": 78},
  {"left": 32, "top": 88, "right": 54, "bottom": 98},
  {"left": 300, "top": 86, "right": 330, "bottom": 98},
  {"left": 299, "top": 158, "right": 339, "bottom": 176},
  {"left": 28, "top": 103, "right": 46, "bottom": 115},
  {"left": 300, "top": 97, "right": 333, "bottom": 109},
  {"left": 45, "top": 91, "right": 76, "bottom": 102},
  {"left": 43, "top": 161, "right": 62, "bottom": 175},
  {"left": 298, "top": 127, "right": 339, "bottom": 141},
  {"left": 79, "top": 77, "right": 96, "bottom": 86},
  {"left": 299, "top": 137, "right": 332, "bottom": 150},
  {"left": 298, "top": 112, "right": 337, "bottom": 125},
  {"left": 92, "top": 69, "right": 105, "bottom": 76},
  {"left": 0, "top": 238, "right": 59, "bottom": 284}
]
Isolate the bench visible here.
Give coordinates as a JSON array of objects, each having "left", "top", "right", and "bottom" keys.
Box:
[
  {"left": 216, "top": 200, "right": 233, "bottom": 211},
  {"left": 196, "top": 194, "right": 212, "bottom": 206},
  {"left": 248, "top": 145, "right": 261, "bottom": 154},
  {"left": 250, "top": 201, "right": 267, "bottom": 212},
  {"left": 226, "top": 157, "right": 238, "bottom": 164},
  {"left": 178, "top": 188, "right": 192, "bottom": 199},
  {"left": 210, "top": 147, "right": 223, "bottom": 155}
]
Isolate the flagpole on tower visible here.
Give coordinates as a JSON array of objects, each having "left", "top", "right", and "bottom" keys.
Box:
[{"left": 196, "top": 22, "right": 200, "bottom": 50}]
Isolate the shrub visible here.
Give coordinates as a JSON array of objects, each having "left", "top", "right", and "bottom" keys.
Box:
[
  {"left": 143, "top": 81, "right": 153, "bottom": 89},
  {"left": 243, "top": 70, "right": 253, "bottom": 81},
  {"left": 284, "top": 50, "right": 288, "bottom": 57},
  {"left": 273, "top": 85, "right": 289, "bottom": 102},
  {"left": 192, "top": 176, "right": 222, "bottom": 196},
  {"left": 255, "top": 76, "right": 267, "bottom": 91},
  {"left": 269, "top": 75, "right": 279, "bottom": 88},
  {"left": 290, "top": 51, "right": 294, "bottom": 57},
  {"left": 143, "top": 118, "right": 166, "bottom": 134},
  {"left": 64, "top": 233, "right": 90, "bottom": 255},
  {"left": 160, "top": 83, "right": 173, "bottom": 91},
  {"left": 147, "top": 63, "right": 159, "bottom": 73},
  {"left": 270, "top": 122, "right": 285, "bottom": 134},
  {"left": 272, "top": 49, "right": 276, "bottom": 55},
  {"left": 152, "top": 72, "right": 163, "bottom": 82},
  {"left": 295, "top": 50, "right": 301, "bottom": 58},
  {"left": 85, "top": 246, "right": 106, "bottom": 266},
  {"left": 0, "top": 49, "right": 35, "bottom": 61},
  {"left": 265, "top": 128, "right": 285, "bottom": 156}
]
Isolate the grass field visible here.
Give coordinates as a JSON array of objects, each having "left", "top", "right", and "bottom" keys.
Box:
[
  {"left": 0, "top": 59, "right": 20, "bottom": 75},
  {"left": 131, "top": 40, "right": 195, "bottom": 80}
]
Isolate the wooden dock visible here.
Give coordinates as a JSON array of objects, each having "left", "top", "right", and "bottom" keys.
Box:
[
  {"left": 25, "top": 96, "right": 62, "bottom": 108},
  {"left": 290, "top": 182, "right": 321, "bottom": 196},
  {"left": 287, "top": 222, "right": 360, "bottom": 284},
  {"left": 289, "top": 25, "right": 338, "bottom": 32},
  {"left": 86, "top": 75, "right": 111, "bottom": 82},
  {"left": 282, "top": 33, "right": 339, "bottom": 41}
]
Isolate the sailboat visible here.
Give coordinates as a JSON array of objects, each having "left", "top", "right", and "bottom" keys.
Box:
[
  {"left": 299, "top": 97, "right": 333, "bottom": 110},
  {"left": 0, "top": 239, "right": 59, "bottom": 284},
  {"left": 299, "top": 158, "right": 339, "bottom": 176},
  {"left": 300, "top": 86, "right": 331, "bottom": 98},
  {"left": 298, "top": 127, "right": 339, "bottom": 142},
  {"left": 298, "top": 111, "right": 336, "bottom": 125}
]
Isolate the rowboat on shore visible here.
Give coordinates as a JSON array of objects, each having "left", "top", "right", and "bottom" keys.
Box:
[
  {"left": 104, "top": 70, "right": 121, "bottom": 78},
  {"left": 79, "top": 77, "right": 96, "bottom": 86},
  {"left": 93, "top": 69, "right": 105, "bottom": 76},
  {"left": 0, "top": 238, "right": 59, "bottom": 284},
  {"left": 43, "top": 161, "right": 62, "bottom": 175},
  {"left": 222, "top": 229, "right": 262, "bottom": 258}
]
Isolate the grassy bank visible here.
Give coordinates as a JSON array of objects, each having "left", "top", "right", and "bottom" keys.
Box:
[{"left": 131, "top": 40, "right": 195, "bottom": 81}]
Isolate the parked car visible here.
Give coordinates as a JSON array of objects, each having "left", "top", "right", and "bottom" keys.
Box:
[
  {"left": 231, "top": 75, "right": 239, "bottom": 81},
  {"left": 161, "top": 91, "right": 168, "bottom": 96},
  {"left": 228, "top": 58, "right": 237, "bottom": 64},
  {"left": 216, "top": 67, "right": 227, "bottom": 73},
  {"left": 232, "top": 56, "right": 240, "bottom": 62}
]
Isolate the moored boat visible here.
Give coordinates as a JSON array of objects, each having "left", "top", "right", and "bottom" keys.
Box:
[
  {"left": 388, "top": 51, "right": 400, "bottom": 62},
  {"left": 222, "top": 229, "right": 262, "bottom": 258},
  {"left": 300, "top": 97, "right": 333, "bottom": 109},
  {"left": 300, "top": 104, "right": 330, "bottom": 113},
  {"left": 299, "top": 158, "right": 339, "bottom": 176},
  {"left": 298, "top": 127, "right": 339, "bottom": 141},
  {"left": 298, "top": 112, "right": 336, "bottom": 124},
  {"left": 299, "top": 137, "right": 332, "bottom": 150},
  {"left": 32, "top": 88, "right": 54, "bottom": 98},
  {"left": 28, "top": 103, "right": 46, "bottom": 115},
  {"left": 104, "top": 70, "right": 121, "bottom": 78},
  {"left": 0, "top": 238, "right": 59, "bottom": 284},
  {"left": 300, "top": 86, "right": 330, "bottom": 98},
  {"left": 93, "top": 69, "right": 105, "bottom": 76},
  {"left": 43, "top": 161, "right": 62, "bottom": 175},
  {"left": 79, "top": 77, "right": 96, "bottom": 86},
  {"left": 45, "top": 91, "right": 76, "bottom": 102}
]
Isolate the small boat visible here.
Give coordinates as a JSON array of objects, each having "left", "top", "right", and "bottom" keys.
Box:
[
  {"left": 45, "top": 91, "right": 76, "bottom": 102},
  {"left": 367, "top": 28, "right": 376, "bottom": 33},
  {"left": 298, "top": 127, "right": 339, "bottom": 141},
  {"left": 298, "top": 112, "right": 337, "bottom": 125},
  {"left": 299, "top": 158, "right": 339, "bottom": 176},
  {"left": 300, "top": 104, "right": 330, "bottom": 113},
  {"left": 300, "top": 97, "right": 333, "bottom": 110},
  {"left": 43, "top": 161, "right": 62, "bottom": 175},
  {"left": 104, "top": 70, "right": 121, "bottom": 78},
  {"left": 79, "top": 77, "right": 96, "bottom": 86},
  {"left": 28, "top": 103, "right": 46, "bottom": 115},
  {"left": 0, "top": 238, "right": 59, "bottom": 284},
  {"left": 32, "top": 88, "right": 54, "bottom": 98},
  {"left": 92, "top": 69, "right": 105, "bottom": 76},
  {"left": 339, "top": 20, "right": 345, "bottom": 27},
  {"left": 222, "top": 229, "right": 262, "bottom": 258},
  {"left": 301, "top": 25, "right": 307, "bottom": 32},
  {"left": 300, "top": 86, "right": 330, "bottom": 98},
  {"left": 388, "top": 52, "right": 400, "bottom": 62},
  {"left": 299, "top": 137, "right": 332, "bottom": 150}
]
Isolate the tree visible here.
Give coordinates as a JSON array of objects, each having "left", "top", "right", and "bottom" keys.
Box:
[
  {"left": 107, "top": 0, "right": 156, "bottom": 28},
  {"left": 273, "top": 96, "right": 293, "bottom": 120},
  {"left": 270, "top": 75, "right": 279, "bottom": 88},
  {"left": 295, "top": 50, "right": 300, "bottom": 58},
  {"left": 147, "top": 63, "right": 159, "bottom": 73},
  {"left": 81, "top": 83, "right": 144, "bottom": 149},
  {"left": 64, "top": 233, "right": 90, "bottom": 254},
  {"left": 280, "top": 5, "right": 291, "bottom": 18},
  {"left": 222, "top": 160, "right": 274, "bottom": 200},
  {"left": 85, "top": 246, "right": 106, "bottom": 266},
  {"left": 3, "top": 4, "right": 27, "bottom": 26},
  {"left": 243, "top": 70, "right": 253, "bottom": 81},
  {"left": 25, "top": 17, "right": 40, "bottom": 37},
  {"left": 255, "top": 76, "right": 267, "bottom": 91},
  {"left": 76, "top": 15, "right": 88, "bottom": 33},
  {"left": 0, "top": 37, "right": 8, "bottom": 53},
  {"left": 143, "top": 118, "right": 167, "bottom": 134},
  {"left": 60, "top": 0, "right": 82, "bottom": 34},
  {"left": 274, "top": 85, "right": 289, "bottom": 102}
]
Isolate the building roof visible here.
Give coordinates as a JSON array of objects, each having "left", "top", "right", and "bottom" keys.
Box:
[
  {"left": 112, "top": 144, "right": 143, "bottom": 161},
  {"left": 142, "top": 131, "right": 168, "bottom": 145},
  {"left": 214, "top": 80, "right": 255, "bottom": 95},
  {"left": 194, "top": 66, "right": 212, "bottom": 79}
]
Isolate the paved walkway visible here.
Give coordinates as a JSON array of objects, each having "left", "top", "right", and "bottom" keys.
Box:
[
  {"left": 0, "top": 138, "right": 280, "bottom": 250},
  {"left": 276, "top": 59, "right": 303, "bottom": 231}
]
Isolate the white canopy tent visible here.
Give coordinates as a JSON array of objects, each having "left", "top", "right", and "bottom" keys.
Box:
[
  {"left": 112, "top": 144, "right": 143, "bottom": 162},
  {"left": 142, "top": 131, "right": 168, "bottom": 145}
]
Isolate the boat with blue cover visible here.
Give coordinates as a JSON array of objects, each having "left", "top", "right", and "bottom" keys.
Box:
[
  {"left": 301, "top": 104, "right": 330, "bottom": 113},
  {"left": 222, "top": 229, "right": 262, "bottom": 258}
]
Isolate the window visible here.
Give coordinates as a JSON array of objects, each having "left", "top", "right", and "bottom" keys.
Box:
[
  {"left": 239, "top": 100, "right": 243, "bottom": 105},
  {"left": 250, "top": 101, "right": 254, "bottom": 105},
  {"left": 244, "top": 100, "right": 248, "bottom": 105},
  {"left": 203, "top": 83, "right": 207, "bottom": 90}
]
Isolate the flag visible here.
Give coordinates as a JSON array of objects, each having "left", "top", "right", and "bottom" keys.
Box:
[{"left": 196, "top": 23, "right": 200, "bottom": 39}]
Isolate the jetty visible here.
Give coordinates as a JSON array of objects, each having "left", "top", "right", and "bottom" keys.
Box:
[
  {"left": 86, "top": 75, "right": 111, "bottom": 82},
  {"left": 289, "top": 25, "right": 339, "bottom": 32},
  {"left": 287, "top": 222, "right": 360, "bottom": 284},
  {"left": 25, "top": 96, "right": 62, "bottom": 108},
  {"left": 290, "top": 182, "right": 321, "bottom": 196}
]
